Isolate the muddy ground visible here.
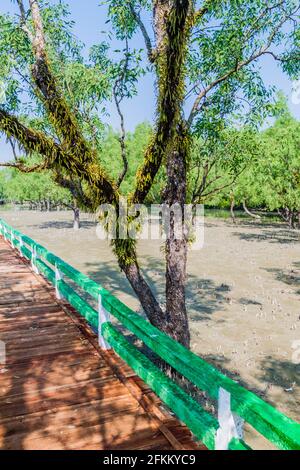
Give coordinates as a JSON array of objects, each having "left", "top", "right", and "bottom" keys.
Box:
[{"left": 1, "top": 209, "right": 299, "bottom": 449}]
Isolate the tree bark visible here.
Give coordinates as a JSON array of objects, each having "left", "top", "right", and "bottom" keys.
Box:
[
  {"left": 163, "top": 127, "right": 190, "bottom": 348},
  {"left": 278, "top": 208, "right": 296, "bottom": 229},
  {"left": 113, "top": 238, "right": 166, "bottom": 329},
  {"left": 242, "top": 200, "right": 261, "bottom": 219},
  {"left": 73, "top": 205, "right": 80, "bottom": 230},
  {"left": 230, "top": 193, "right": 236, "bottom": 224}
]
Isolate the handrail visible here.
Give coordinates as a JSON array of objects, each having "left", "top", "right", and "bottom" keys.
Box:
[{"left": 0, "top": 217, "right": 299, "bottom": 450}]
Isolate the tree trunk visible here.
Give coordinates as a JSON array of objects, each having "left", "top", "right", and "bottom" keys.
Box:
[
  {"left": 163, "top": 129, "right": 190, "bottom": 349},
  {"left": 230, "top": 193, "right": 236, "bottom": 224},
  {"left": 242, "top": 200, "right": 261, "bottom": 219},
  {"left": 289, "top": 211, "right": 296, "bottom": 229},
  {"left": 114, "top": 238, "right": 167, "bottom": 329},
  {"left": 73, "top": 207, "right": 80, "bottom": 230},
  {"left": 279, "top": 207, "right": 296, "bottom": 229},
  {"left": 72, "top": 200, "right": 80, "bottom": 230}
]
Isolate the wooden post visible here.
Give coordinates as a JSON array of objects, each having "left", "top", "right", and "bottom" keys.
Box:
[
  {"left": 215, "top": 387, "right": 244, "bottom": 450},
  {"left": 98, "top": 294, "right": 111, "bottom": 350}
]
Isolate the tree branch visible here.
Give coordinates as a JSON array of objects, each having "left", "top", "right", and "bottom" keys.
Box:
[
  {"left": 0, "top": 160, "right": 49, "bottom": 173},
  {"left": 129, "top": 4, "right": 154, "bottom": 63},
  {"left": 199, "top": 166, "right": 246, "bottom": 200},
  {"left": 22, "top": 0, "right": 118, "bottom": 207},
  {"left": 114, "top": 39, "right": 130, "bottom": 188},
  {"left": 187, "top": 7, "right": 298, "bottom": 127},
  {"left": 194, "top": 0, "right": 214, "bottom": 23},
  {"left": 16, "top": 0, "right": 34, "bottom": 42},
  {"left": 53, "top": 172, "right": 93, "bottom": 209},
  {"left": 0, "top": 108, "right": 63, "bottom": 165},
  {"left": 131, "top": 0, "right": 192, "bottom": 204}
]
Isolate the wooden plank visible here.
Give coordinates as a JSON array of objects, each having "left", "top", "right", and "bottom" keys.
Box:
[
  {"left": 6, "top": 216, "right": 295, "bottom": 449},
  {"left": 0, "top": 233, "right": 198, "bottom": 450}
]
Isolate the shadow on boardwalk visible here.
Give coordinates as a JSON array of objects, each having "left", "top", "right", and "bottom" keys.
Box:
[{"left": 0, "top": 239, "right": 196, "bottom": 450}]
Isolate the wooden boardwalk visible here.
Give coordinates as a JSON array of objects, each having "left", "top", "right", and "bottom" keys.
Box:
[{"left": 0, "top": 237, "right": 200, "bottom": 450}]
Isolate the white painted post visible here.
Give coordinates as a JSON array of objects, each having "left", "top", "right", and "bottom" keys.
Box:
[
  {"left": 215, "top": 387, "right": 244, "bottom": 450},
  {"left": 98, "top": 293, "right": 111, "bottom": 350},
  {"left": 9, "top": 229, "right": 14, "bottom": 248},
  {"left": 31, "top": 245, "right": 39, "bottom": 275},
  {"left": 55, "top": 264, "right": 63, "bottom": 300},
  {"left": 18, "top": 236, "right": 24, "bottom": 257}
]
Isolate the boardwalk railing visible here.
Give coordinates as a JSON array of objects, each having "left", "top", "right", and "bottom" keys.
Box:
[{"left": 1, "top": 217, "right": 300, "bottom": 451}]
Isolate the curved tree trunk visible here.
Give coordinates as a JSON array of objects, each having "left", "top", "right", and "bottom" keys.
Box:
[{"left": 242, "top": 200, "right": 261, "bottom": 219}]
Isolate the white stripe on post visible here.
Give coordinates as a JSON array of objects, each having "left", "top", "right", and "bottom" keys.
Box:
[
  {"left": 98, "top": 294, "right": 111, "bottom": 350},
  {"left": 215, "top": 387, "right": 244, "bottom": 450},
  {"left": 31, "top": 245, "right": 39, "bottom": 275},
  {"left": 55, "top": 264, "right": 63, "bottom": 300},
  {"left": 9, "top": 229, "right": 14, "bottom": 248},
  {"left": 18, "top": 236, "right": 24, "bottom": 257}
]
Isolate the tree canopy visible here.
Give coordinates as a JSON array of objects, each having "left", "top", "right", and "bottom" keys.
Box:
[{"left": 0, "top": 0, "right": 299, "bottom": 346}]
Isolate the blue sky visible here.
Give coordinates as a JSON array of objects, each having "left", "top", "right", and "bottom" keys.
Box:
[{"left": 0, "top": 0, "right": 299, "bottom": 162}]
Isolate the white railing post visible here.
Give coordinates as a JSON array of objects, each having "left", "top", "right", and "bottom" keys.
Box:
[
  {"left": 98, "top": 293, "right": 111, "bottom": 350},
  {"left": 215, "top": 387, "right": 244, "bottom": 450},
  {"left": 31, "top": 245, "right": 39, "bottom": 275},
  {"left": 9, "top": 229, "right": 14, "bottom": 248},
  {"left": 55, "top": 264, "right": 63, "bottom": 300},
  {"left": 18, "top": 236, "right": 24, "bottom": 257}
]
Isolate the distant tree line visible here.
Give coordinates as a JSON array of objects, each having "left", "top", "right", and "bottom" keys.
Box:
[{"left": 1, "top": 112, "right": 300, "bottom": 228}]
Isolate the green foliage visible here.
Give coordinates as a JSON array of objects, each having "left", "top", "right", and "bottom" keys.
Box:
[
  {"left": 259, "top": 114, "right": 300, "bottom": 212},
  {"left": 211, "top": 110, "right": 300, "bottom": 218},
  {"left": 100, "top": 121, "right": 153, "bottom": 194},
  {"left": 187, "top": 0, "right": 300, "bottom": 134},
  {"left": 0, "top": 170, "right": 8, "bottom": 202},
  {"left": 4, "top": 167, "right": 70, "bottom": 206},
  {"left": 105, "top": 0, "right": 152, "bottom": 40},
  {"left": 188, "top": 126, "right": 261, "bottom": 203}
]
